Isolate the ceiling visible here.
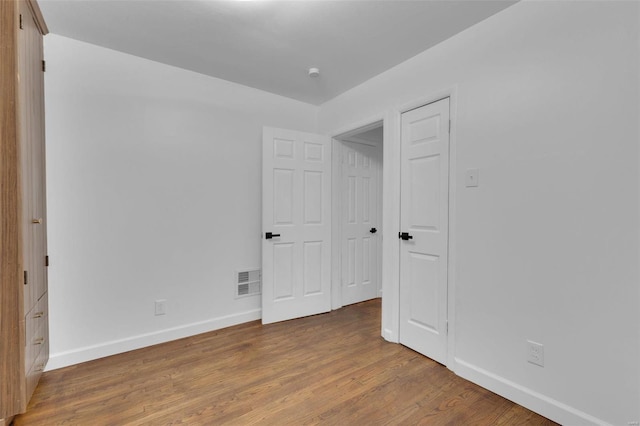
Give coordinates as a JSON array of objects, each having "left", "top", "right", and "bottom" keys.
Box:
[{"left": 38, "top": 0, "right": 517, "bottom": 105}]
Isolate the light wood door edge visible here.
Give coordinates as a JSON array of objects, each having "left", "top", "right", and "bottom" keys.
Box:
[
  {"left": 26, "top": 0, "right": 48, "bottom": 35},
  {"left": 0, "top": 0, "right": 28, "bottom": 419}
]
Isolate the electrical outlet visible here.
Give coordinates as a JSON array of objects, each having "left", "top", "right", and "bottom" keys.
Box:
[
  {"left": 155, "top": 300, "right": 166, "bottom": 316},
  {"left": 526, "top": 340, "right": 544, "bottom": 367}
]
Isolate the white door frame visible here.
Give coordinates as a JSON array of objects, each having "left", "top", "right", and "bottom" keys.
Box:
[
  {"left": 385, "top": 87, "right": 458, "bottom": 368},
  {"left": 330, "top": 118, "right": 385, "bottom": 311}
]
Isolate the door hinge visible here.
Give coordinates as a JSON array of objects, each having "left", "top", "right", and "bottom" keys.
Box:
[
  {"left": 23, "top": 270, "right": 28, "bottom": 285},
  {"left": 449, "top": 120, "right": 451, "bottom": 133},
  {"left": 42, "top": 60, "right": 46, "bottom": 72},
  {"left": 446, "top": 320, "right": 449, "bottom": 334},
  {"left": 19, "top": 13, "right": 23, "bottom": 29},
  {"left": 45, "top": 255, "right": 49, "bottom": 267}
]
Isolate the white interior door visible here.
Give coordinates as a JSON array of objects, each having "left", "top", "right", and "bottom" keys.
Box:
[
  {"left": 341, "top": 142, "right": 381, "bottom": 305},
  {"left": 262, "top": 127, "right": 332, "bottom": 324},
  {"left": 399, "top": 98, "right": 450, "bottom": 364}
]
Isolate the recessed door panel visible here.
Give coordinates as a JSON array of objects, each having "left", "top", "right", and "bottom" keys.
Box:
[
  {"left": 273, "top": 243, "right": 294, "bottom": 300},
  {"left": 409, "top": 114, "right": 440, "bottom": 145},
  {"left": 347, "top": 176, "right": 356, "bottom": 224},
  {"left": 347, "top": 150, "right": 356, "bottom": 167},
  {"left": 361, "top": 153, "right": 371, "bottom": 168},
  {"left": 304, "top": 142, "right": 324, "bottom": 162},
  {"left": 408, "top": 252, "right": 439, "bottom": 332},
  {"left": 409, "top": 155, "right": 440, "bottom": 230},
  {"left": 274, "top": 138, "right": 294, "bottom": 159},
  {"left": 362, "top": 177, "right": 371, "bottom": 223},
  {"left": 304, "top": 171, "right": 323, "bottom": 224},
  {"left": 274, "top": 169, "right": 294, "bottom": 225},
  {"left": 303, "top": 241, "right": 323, "bottom": 296},
  {"left": 362, "top": 237, "right": 371, "bottom": 284},
  {"left": 347, "top": 238, "right": 356, "bottom": 287}
]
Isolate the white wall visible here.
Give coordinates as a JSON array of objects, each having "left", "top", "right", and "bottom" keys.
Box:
[
  {"left": 44, "top": 35, "right": 318, "bottom": 369},
  {"left": 319, "top": 2, "right": 640, "bottom": 425}
]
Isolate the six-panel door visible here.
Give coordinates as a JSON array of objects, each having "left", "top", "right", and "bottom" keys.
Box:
[
  {"left": 262, "top": 127, "right": 332, "bottom": 324},
  {"left": 341, "top": 141, "right": 381, "bottom": 306},
  {"left": 399, "top": 98, "right": 450, "bottom": 364}
]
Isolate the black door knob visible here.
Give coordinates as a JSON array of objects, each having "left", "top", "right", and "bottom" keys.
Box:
[
  {"left": 398, "top": 232, "right": 413, "bottom": 240},
  {"left": 265, "top": 232, "right": 281, "bottom": 239},
  {"left": 370, "top": 228, "right": 377, "bottom": 234}
]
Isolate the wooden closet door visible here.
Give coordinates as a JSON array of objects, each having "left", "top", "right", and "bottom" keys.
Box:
[
  {"left": 0, "top": 0, "right": 26, "bottom": 418},
  {"left": 18, "top": 0, "right": 34, "bottom": 316},
  {"left": 18, "top": 0, "right": 48, "bottom": 402},
  {"left": 0, "top": 1, "right": 47, "bottom": 421},
  {"left": 26, "top": 2, "right": 47, "bottom": 303}
]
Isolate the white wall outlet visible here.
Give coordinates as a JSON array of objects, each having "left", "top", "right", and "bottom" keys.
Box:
[
  {"left": 526, "top": 340, "right": 544, "bottom": 367},
  {"left": 465, "top": 168, "right": 479, "bottom": 187},
  {"left": 155, "top": 299, "right": 166, "bottom": 316}
]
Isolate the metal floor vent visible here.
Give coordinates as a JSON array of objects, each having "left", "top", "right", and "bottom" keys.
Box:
[{"left": 236, "top": 269, "right": 261, "bottom": 297}]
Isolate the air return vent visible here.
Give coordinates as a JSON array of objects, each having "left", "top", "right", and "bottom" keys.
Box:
[{"left": 236, "top": 269, "right": 261, "bottom": 298}]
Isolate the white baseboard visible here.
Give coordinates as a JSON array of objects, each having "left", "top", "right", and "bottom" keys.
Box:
[
  {"left": 382, "top": 328, "right": 397, "bottom": 342},
  {"left": 46, "top": 309, "right": 262, "bottom": 371},
  {"left": 453, "top": 358, "right": 610, "bottom": 426}
]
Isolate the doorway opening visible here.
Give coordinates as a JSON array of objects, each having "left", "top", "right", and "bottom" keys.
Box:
[{"left": 332, "top": 121, "right": 384, "bottom": 310}]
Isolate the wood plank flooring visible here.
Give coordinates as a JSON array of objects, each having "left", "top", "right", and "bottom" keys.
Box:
[{"left": 14, "top": 300, "right": 557, "bottom": 425}]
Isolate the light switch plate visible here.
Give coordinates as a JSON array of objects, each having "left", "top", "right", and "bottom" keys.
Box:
[
  {"left": 155, "top": 299, "right": 166, "bottom": 316},
  {"left": 465, "top": 168, "right": 479, "bottom": 187}
]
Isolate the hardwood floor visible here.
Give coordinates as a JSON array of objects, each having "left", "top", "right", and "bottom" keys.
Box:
[{"left": 14, "top": 300, "right": 557, "bottom": 425}]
